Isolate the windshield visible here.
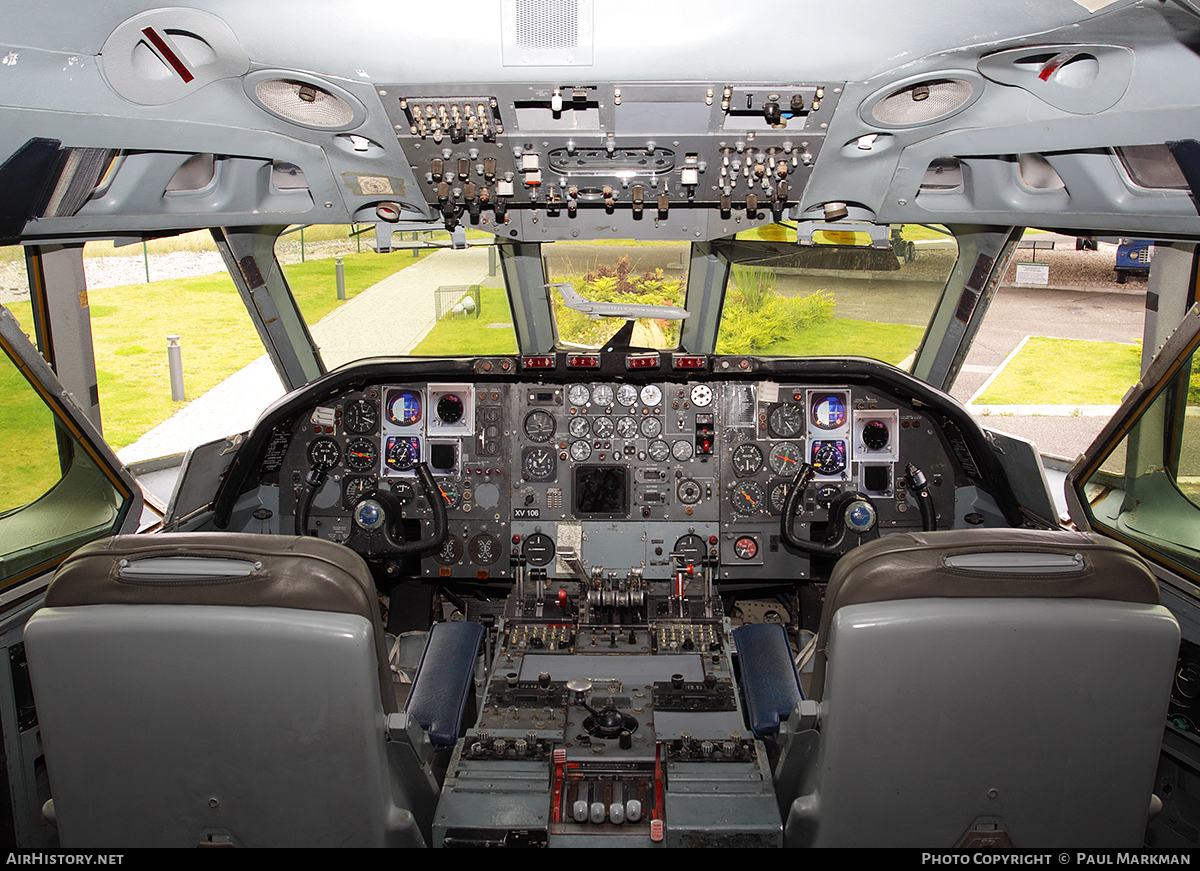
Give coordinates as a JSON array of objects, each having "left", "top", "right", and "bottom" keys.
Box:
[{"left": 717, "top": 223, "right": 957, "bottom": 368}]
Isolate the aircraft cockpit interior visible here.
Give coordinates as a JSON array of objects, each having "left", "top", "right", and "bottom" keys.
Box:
[{"left": 4, "top": 0, "right": 1200, "bottom": 849}]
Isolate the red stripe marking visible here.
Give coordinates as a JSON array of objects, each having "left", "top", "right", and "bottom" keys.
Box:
[{"left": 141, "top": 27, "right": 194, "bottom": 83}]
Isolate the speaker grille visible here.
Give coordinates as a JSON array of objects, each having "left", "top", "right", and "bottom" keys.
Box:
[
  {"left": 253, "top": 78, "right": 355, "bottom": 128},
  {"left": 872, "top": 79, "right": 973, "bottom": 125},
  {"left": 515, "top": 0, "right": 578, "bottom": 49}
]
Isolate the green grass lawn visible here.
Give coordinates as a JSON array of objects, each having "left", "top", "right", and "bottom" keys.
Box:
[
  {"left": 976, "top": 337, "right": 1141, "bottom": 405},
  {"left": 761, "top": 318, "right": 925, "bottom": 366},
  {"left": 2, "top": 251, "right": 428, "bottom": 453},
  {"left": 410, "top": 288, "right": 516, "bottom": 355}
]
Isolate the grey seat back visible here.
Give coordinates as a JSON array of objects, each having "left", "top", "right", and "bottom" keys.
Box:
[
  {"left": 783, "top": 529, "right": 1179, "bottom": 848},
  {"left": 24, "top": 534, "right": 434, "bottom": 847}
]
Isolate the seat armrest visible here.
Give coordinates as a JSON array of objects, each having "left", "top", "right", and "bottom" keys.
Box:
[
  {"left": 404, "top": 622, "right": 484, "bottom": 746},
  {"left": 733, "top": 623, "right": 804, "bottom": 738}
]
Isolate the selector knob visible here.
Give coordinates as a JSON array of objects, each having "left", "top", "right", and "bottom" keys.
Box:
[{"left": 626, "top": 799, "right": 643, "bottom": 823}]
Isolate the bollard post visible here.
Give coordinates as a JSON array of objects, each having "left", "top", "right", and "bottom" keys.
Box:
[
  {"left": 488, "top": 245, "right": 496, "bottom": 276},
  {"left": 300, "top": 226, "right": 306, "bottom": 262},
  {"left": 335, "top": 256, "right": 346, "bottom": 300},
  {"left": 167, "top": 335, "right": 185, "bottom": 401}
]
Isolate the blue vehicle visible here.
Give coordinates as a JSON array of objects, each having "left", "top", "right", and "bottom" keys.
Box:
[{"left": 1116, "top": 239, "right": 1154, "bottom": 283}]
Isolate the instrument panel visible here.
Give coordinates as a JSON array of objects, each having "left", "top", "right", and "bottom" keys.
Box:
[{"left": 275, "top": 371, "right": 959, "bottom": 583}]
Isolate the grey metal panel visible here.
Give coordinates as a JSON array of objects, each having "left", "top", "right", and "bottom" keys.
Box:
[{"left": 788, "top": 597, "right": 1179, "bottom": 847}]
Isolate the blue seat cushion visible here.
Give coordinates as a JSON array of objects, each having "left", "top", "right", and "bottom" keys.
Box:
[
  {"left": 733, "top": 623, "right": 804, "bottom": 738},
  {"left": 404, "top": 621, "right": 484, "bottom": 746}
]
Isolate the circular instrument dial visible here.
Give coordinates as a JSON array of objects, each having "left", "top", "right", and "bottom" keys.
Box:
[
  {"left": 639, "top": 417, "right": 662, "bottom": 438},
  {"left": 616, "top": 417, "right": 638, "bottom": 439},
  {"left": 767, "top": 402, "right": 804, "bottom": 438},
  {"left": 469, "top": 532, "right": 501, "bottom": 566},
  {"left": 768, "top": 480, "right": 792, "bottom": 514},
  {"left": 647, "top": 440, "right": 670, "bottom": 462},
  {"left": 343, "top": 477, "right": 375, "bottom": 509},
  {"left": 568, "top": 384, "right": 591, "bottom": 406},
  {"left": 433, "top": 534, "right": 465, "bottom": 566},
  {"left": 343, "top": 399, "right": 378, "bottom": 434},
  {"left": 569, "top": 417, "right": 591, "bottom": 438},
  {"left": 591, "top": 416, "right": 615, "bottom": 438},
  {"left": 523, "top": 410, "right": 556, "bottom": 442},
  {"left": 385, "top": 437, "right": 418, "bottom": 472},
  {"left": 731, "top": 443, "right": 764, "bottom": 475},
  {"left": 391, "top": 480, "right": 416, "bottom": 505},
  {"left": 592, "top": 385, "right": 615, "bottom": 407},
  {"left": 435, "top": 479, "right": 461, "bottom": 508},
  {"left": 811, "top": 394, "right": 847, "bottom": 430},
  {"left": 677, "top": 479, "right": 702, "bottom": 504},
  {"left": 731, "top": 481, "right": 765, "bottom": 515},
  {"left": 640, "top": 385, "right": 662, "bottom": 406},
  {"left": 734, "top": 536, "right": 759, "bottom": 560},
  {"left": 673, "top": 533, "right": 706, "bottom": 564},
  {"left": 570, "top": 440, "right": 592, "bottom": 462},
  {"left": 307, "top": 437, "right": 340, "bottom": 470},
  {"left": 768, "top": 442, "right": 802, "bottom": 475},
  {"left": 522, "top": 446, "right": 556, "bottom": 481},
  {"left": 671, "top": 439, "right": 694, "bottom": 461},
  {"left": 811, "top": 440, "right": 847, "bottom": 475},
  {"left": 861, "top": 420, "right": 890, "bottom": 451},
  {"left": 344, "top": 438, "right": 377, "bottom": 473},
  {"left": 386, "top": 390, "right": 422, "bottom": 426},
  {"left": 523, "top": 532, "right": 556, "bottom": 566},
  {"left": 436, "top": 394, "right": 464, "bottom": 424},
  {"left": 690, "top": 384, "right": 713, "bottom": 407},
  {"left": 616, "top": 384, "right": 638, "bottom": 407}
]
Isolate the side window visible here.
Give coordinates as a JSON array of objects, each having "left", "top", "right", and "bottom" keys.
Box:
[{"left": 0, "top": 311, "right": 135, "bottom": 589}]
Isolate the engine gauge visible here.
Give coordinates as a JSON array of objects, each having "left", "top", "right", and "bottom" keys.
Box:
[
  {"left": 861, "top": 420, "right": 890, "bottom": 451},
  {"left": 435, "top": 479, "right": 461, "bottom": 508},
  {"left": 469, "top": 532, "right": 501, "bottom": 566},
  {"left": 591, "top": 416, "right": 615, "bottom": 439},
  {"left": 384, "top": 436, "right": 420, "bottom": 472},
  {"left": 592, "top": 385, "right": 615, "bottom": 407},
  {"left": 647, "top": 440, "right": 670, "bottom": 462},
  {"left": 731, "top": 481, "right": 765, "bottom": 515},
  {"left": 570, "top": 440, "right": 592, "bottom": 462},
  {"left": 343, "top": 398, "right": 378, "bottom": 434},
  {"left": 673, "top": 533, "right": 706, "bottom": 563},
  {"left": 307, "top": 437, "right": 340, "bottom": 470},
  {"left": 768, "top": 442, "right": 803, "bottom": 475},
  {"left": 568, "top": 384, "right": 591, "bottom": 406},
  {"left": 436, "top": 394, "right": 465, "bottom": 424},
  {"left": 767, "top": 402, "right": 804, "bottom": 438},
  {"left": 734, "top": 536, "right": 759, "bottom": 560},
  {"left": 386, "top": 390, "right": 422, "bottom": 426},
  {"left": 523, "top": 410, "right": 556, "bottom": 442},
  {"left": 343, "top": 476, "right": 376, "bottom": 509},
  {"left": 811, "top": 394, "right": 847, "bottom": 430},
  {"left": 616, "top": 384, "right": 638, "bottom": 407},
  {"left": 730, "top": 443, "right": 764, "bottom": 476},
  {"left": 811, "top": 440, "right": 847, "bottom": 475},
  {"left": 690, "top": 384, "right": 713, "bottom": 407},
  {"left": 639, "top": 417, "right": 662, "bottom": 438},
  {"left": 432, "top": 534, "right": 465, "bottom": 566},
  {"left": 391, "top": 480, "right": 416, "bottom": 505},
  {"left": 344, "top": 438, "right": 377, "bottom": 473},
  {"left": 616, "top": 416, "right": 638, "bottom": 439},
  {"left": 640, "top": 385, "right": 662, "bottom": 406},
  {"left": 768, "top": 480, "right": 793, "bottom": 514},
  {"left": 671, "top": 439, "right": 694, "bottom": 461},
  {"left": 569, "top": 417, "right": 591, "bottom": 438},
  {"left": 677, "top": 479, "right": 702, "bottom": 504},
  {"left": 523, "top": 532, "right": 556, "bottom": 566},
  {"left": 522, "top": 446, "right": 556, "bottom": 481}
]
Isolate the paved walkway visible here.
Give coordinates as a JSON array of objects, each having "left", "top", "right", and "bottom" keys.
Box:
[{"left": 117, "top": 247, "right": 492, "bottom": 466}]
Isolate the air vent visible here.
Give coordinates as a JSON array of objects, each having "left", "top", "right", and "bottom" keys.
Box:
[
  {"left": 501, "top": 0, "right": 593, "bottom": 66},
  {"left": 100, "top": 9, "right": 249, "bottom": 105},
  {"left": 1018, "top": 153, "right": 1066, "bottom": 191},
  {"left": 165, "top": 153, "right": 215, "bottom": 193},
  {"left": 921, "top": 157, "right": 963, "bottom": 191},
  {"left": 977, "top": 44, "right": 1133, "bottom": 115},
  {"left": 244, "top": 72, "right": 365, "bottom": 131},
  {"left": 860, "top": 73, "right": 981, "bottom": 128}
]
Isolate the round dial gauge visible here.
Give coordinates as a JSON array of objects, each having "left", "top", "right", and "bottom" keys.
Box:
[
  {"left": 523, "top": 533, "right": 556, "bottom": 566},
  {"left": 734, "top": 536, "right": 759, "bottom": 560},
  {"left": 731, "top": 481, "right": 765, "bottom": 515},
  {"left": 769, "top": 480, "right": 793, "bottom": 514},
  {"left": 386, "top": 390, "right": 422, "bottom": 426},
  {"left": 690, "top": 384, "right": 713, "bottom": 407},
  {"left": 569, "top": 417, "right": 591, "bottom": 438},
  {"left": 343, "top": 399, "right": 378, "bottom": 434},
  {"left": 469, "top": 532, "right": 501, "bottom": 566},
  {"left": 568, "top": 384, "right": 591, "bottom": 406},
  {"left": 811, "top": 394, "right": 847, "bottom": 430},
  {"left": 344, "top": 438, "right": 377, "bottom": 473},
  {"left": 639, "top": 417, "right": 662, "bottom": 438},
  {"left": 731, "top": 443, "right": 764, "bottom": 475},
  {"left": 591, "top": 416, "right": 615, "bottom": 439},
  {"left": 640, "top": 385, "right": 662, "bottom": 406},
  {"left": 768, "top": 442, "right": 803, "bottom": 475},
  {"left": 811, "top": 440, "right": 847, "bottom": 475},
  {"left": 677, "top": 479, "right": 702, "bottom": 504},
  {"left": 391, "top": 480, "right": 416, "bottom": 505},
  {"left": 307, "top": 437, "right": 340, "bottom": 470},
  {"left": 343, "top": 477, "right": 375, "bottom": 509},
  {"left": 432, "top": 534, "right": 465, "bottom": 566},
  {"left": 616, "top": 384, "right": 638, "bottom": 407},
  {"left": 522, "top": 447, "right": 556, "bottom": 481},
  {"left": 671, "top": 439, "right": 694, "bottom": 461},
  {"left": 592, "top": 385, "right": 615, "bottom": 407},
  {"left": 673, "top": 533, "right": 706, "bottom": 564},
  {"left": 570, "top": 440, "right": 592, "bottom": 462},
  {"left": 647, "top": 440, "right": 670, "bottom": 462},
  {"left": 435, "top": 479, "right": 461, "bottom": 508},
  {"left": 385, "top": 437, "right": 419, "bottom": 472},
  {"left": 616, "top": 416, "right": 638, "bottom": 439},
  {"left": 523, "top": 410, "right": 556, "bottom": 442},
  {"left": 767, "top": 402, "right": 804, "bottom": 438},
  {"left": 436, "top": 394, "right": 464, "bottom": 424},
  {"left": 861, "top": 420, "right": 890, "bottom": 451}
]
